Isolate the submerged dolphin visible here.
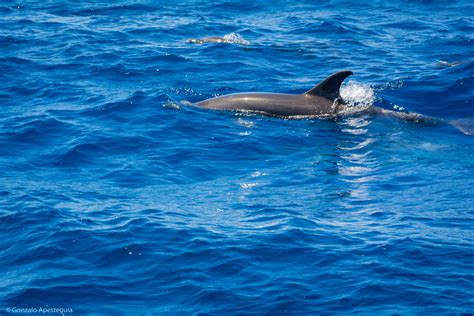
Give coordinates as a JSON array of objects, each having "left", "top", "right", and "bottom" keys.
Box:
[
  {"left": 187, "top": 37, "right": 228, "bottom": 44},
  {"left": 187, "top": 33, "right": 250, "bottom": 45},
  {"left": 198, "top": 71, "right": 354, "bottom": 117},
  {"left": 196, "top": 70, "right": 474, "bottom": 135}
]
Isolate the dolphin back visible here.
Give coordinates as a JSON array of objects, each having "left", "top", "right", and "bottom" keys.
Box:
[{"left": 196, "top": 70, "right": 354, "bottom": 117}]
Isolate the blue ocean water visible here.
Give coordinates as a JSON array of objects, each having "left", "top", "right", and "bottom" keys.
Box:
[{"left": 1, "top": 0, "right": 474, "bottom": 314}]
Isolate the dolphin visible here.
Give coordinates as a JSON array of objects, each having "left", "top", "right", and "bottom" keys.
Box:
[
  {"left": 187, "top": 37, "right": 228, "bottom": 44},
  {"left": 435, "top": 60, "right": 465, "bottom": 68},
  {"left": 196, "top": 70, "right": 474, "bottom": 135},
  {"left": 198, "top": 71, "right": 359, "bottom": 117},
  {"left": 186, "top": 33, "right": 249, "bottom": 45}
]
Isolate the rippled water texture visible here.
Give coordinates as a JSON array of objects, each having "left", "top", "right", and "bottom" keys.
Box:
[{"left": 1, "top": 1, "right": 474, "bottom": 314}]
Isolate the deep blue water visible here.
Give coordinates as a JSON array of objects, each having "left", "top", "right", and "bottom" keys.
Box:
[{"left": 1, "top": 0, "right": 474, "bottom": 314}]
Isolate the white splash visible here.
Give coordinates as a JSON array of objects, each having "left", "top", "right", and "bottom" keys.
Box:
[
  {"left": 235, "top": 118, "right": 255, "bottom": 128},
  {"left": 223, "top": 32, "right": 250, "bottom": 45},
  {"left": 251, "top": 171, "right": 267, "bottom": 178},
  {"left": 162, "top": 101, "right": 181, "bottom": 109},
  {"left": 339, "top": 81, "right": 375, "bottom": 114},
  {"left": 392, "top": 104, "right": 405, "bottom": 111},
  {"left": 240, "top": 182, "right": 257, "bottom": 189}
]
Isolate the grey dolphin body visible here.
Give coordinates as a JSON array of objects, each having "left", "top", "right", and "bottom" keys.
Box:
[{"left": 198, "top": 71, "right": 353, "bottom": 117}]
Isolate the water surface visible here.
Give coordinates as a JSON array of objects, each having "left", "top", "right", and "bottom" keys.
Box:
[{"left": 1, "top": 0, "right": 473, "bottom": 314}]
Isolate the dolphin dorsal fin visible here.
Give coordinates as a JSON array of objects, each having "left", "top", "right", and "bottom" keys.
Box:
[{"left": 304, "top": 70, "right": 353, "bottom": 100}]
